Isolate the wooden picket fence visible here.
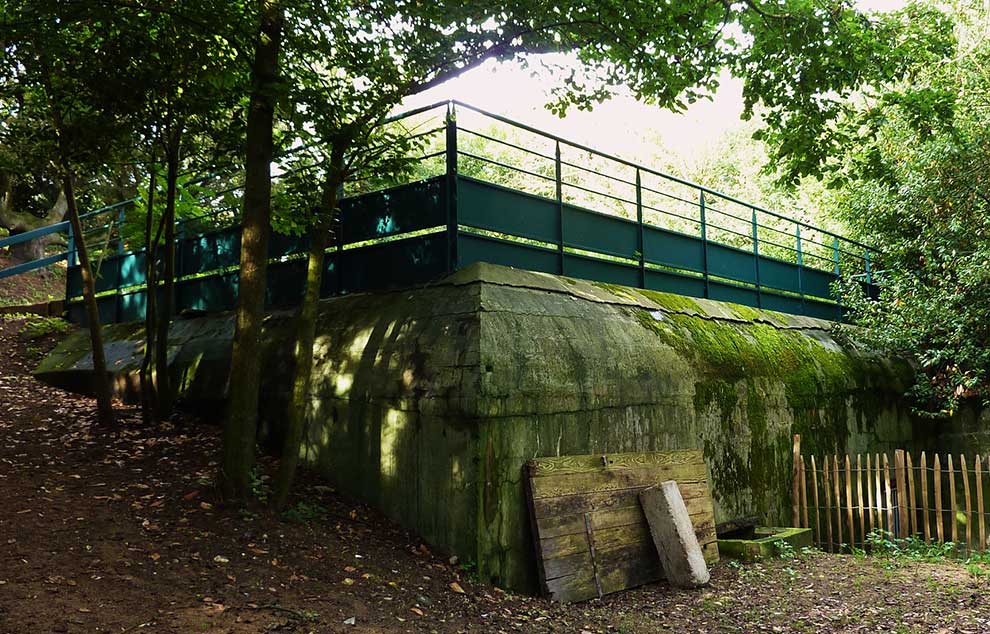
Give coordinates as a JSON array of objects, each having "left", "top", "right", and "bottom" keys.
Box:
[{"left": 791, "top": 436, "right": 990, "bottom": 553}]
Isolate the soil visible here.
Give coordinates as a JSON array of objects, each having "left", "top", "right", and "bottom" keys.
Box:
[
  {"left": 2, "top": 315, "right": 990, "bottom": 633},
  {"left": 0, "top": 252, "right": 66, "bottom": 308}
]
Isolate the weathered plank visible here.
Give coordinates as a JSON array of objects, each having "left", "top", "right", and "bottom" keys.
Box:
[
  {"left": 883, "top": 453, "right": 895, "bottom": 535},
  {"left": 895, "top": 450, "right": 909, "bottom": 539},
  {"left": 526, "top": 450, "right": 718, "bottom": 602},
  {"left": 640, "top": 483, "right": 710, "bottom": 587},
  {"left": 792, "top": 435, "right": 801, "bottom": 528}
]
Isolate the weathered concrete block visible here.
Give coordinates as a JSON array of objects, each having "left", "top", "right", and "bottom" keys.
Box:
[{"left": 640, "top": 481, "right": 710, "bottom": 588}]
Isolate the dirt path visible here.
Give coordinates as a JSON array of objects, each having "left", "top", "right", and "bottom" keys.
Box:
[{"left": 2, "top": 316, "right": 990, "bottom": 633}]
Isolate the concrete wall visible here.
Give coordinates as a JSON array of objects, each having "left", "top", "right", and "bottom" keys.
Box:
[{"left": 35, "top": 263, "right": 936, "bottom": 593}]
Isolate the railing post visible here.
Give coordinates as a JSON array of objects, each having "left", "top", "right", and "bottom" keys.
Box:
[
  {"left": 555, "top": 140, "right": 564, "bottom": 276},
  {"left": 796, "top": 226, "right": 804, "bottom": 313},
  {"left": 636, "top": 168, "right": 644, "bottom": 289},
  {"left": 834, "top": 236, "right": 842, "bottom": 321},
  {"left": 67, "top": 222, "right": 77, "bottom": 268},
  {"left": 117, "top": 204, "right": 127, "bottom": 254},
  {"left": 700, "top": 191, "right": 709, "bottom": 299},
  {"left": 445, "top": 101, "right": 459, "bottom": 275},
  {"left": 752, "top": 208, "right": 762, "bottom": 308}
]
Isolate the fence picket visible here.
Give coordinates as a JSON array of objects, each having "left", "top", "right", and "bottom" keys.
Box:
[
  {"left": 921, "top": 452, "right": 930, "bottom": 543},
  {"left": 833, "top": 455, "right": 843, "bottom": 550},
  {"left": 856, "top": 454, "right": 865, "bottom": 546},
  {"left": 962, "top": 454, "right": 973, "bottom": 551},
  {"left": 866, "top": 453, "right": 875, "bottom": 537},
  {"left": 906, "top": 452, "right": 917, "bottom": 537},
  {"left": 883, "top": 454, "right": 894, "bottom": 535},
  {"left": 800, "top": 455, "right": 809, "bottom": 529},
  {"left": 895, "top": 450, "right": 909, "bottom": 538},
  {"left": 949, "top": 455, "right": 959, "bottom": 545},
  {"left": 811, "top": 455, "right": 821, "bottom": 546},
  {"left": 823, "top": 456, "right": 833, "bottom": 552},
  {"left": 845, "top": 456, "right": 855, "bottom": 546},
  {"left": 935, "top": 454, "right": 944, "bottom": 544},
  {"left": 792, "top": 435, "right": 801, "bottom": 528},
  {"left": 875, "top": 453, "right": 885, "bottom": 533},
  {"left": 978, "top": 455, "right": 986, "bottom": 551}
]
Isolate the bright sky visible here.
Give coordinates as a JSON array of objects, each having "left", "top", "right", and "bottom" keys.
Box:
[{"left": 401, "top": 0, "right": 910, "bottom": 165}]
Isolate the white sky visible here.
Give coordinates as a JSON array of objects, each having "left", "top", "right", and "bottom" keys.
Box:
[{"left": 401, "top": 0, "right": 910, "bottom": 165}]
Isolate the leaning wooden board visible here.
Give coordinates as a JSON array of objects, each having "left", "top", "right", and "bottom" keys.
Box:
[{"left": 525, "top": 450, "right": 718, "bottom": 602}]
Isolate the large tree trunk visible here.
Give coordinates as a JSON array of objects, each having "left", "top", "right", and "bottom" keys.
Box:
[
  {"left": 155, "top": 143, "right": 179, "bottom": 420},
  {"left": 272, "top": 175, "right": 337, "bottom": 510},
  {"left": 63, "top": 173, "right": 115, "bottom": 426},
  {"left": 0, "top": 183, "right": 68, "bottom": 265},
  {"left": 220, "top": 0, "right": 284, "bottom": 502}
]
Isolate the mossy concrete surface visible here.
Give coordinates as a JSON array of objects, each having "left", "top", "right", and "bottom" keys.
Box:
[
  {"left": 35, "top": 262, "right": 931, "bottom": 593},
  {"left": 717, "top": 527, "right": 814, "bottom": 562}
]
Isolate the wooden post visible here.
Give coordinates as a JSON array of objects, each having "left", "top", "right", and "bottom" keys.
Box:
[
  {"left": 800, "top": 455, "right": 809, "bottom": 530},
  {"left": 921, "top": 452, "right": 931, "bottom": 543},
  {"left": 883, "top": 454, "right": 896, "bottom": 537},
  {"left": 823, "top": 456, "right": 833, "bottom": 552},
  {"left": 962, "top": 454, "right": 973, "bottom": 551},
  {"left": 845, "top": 455, "right": 855, "bottom": 547},
  {"left": 977, "top": 455, "right": 986, "bottom": 551},
  {"left": 866, "top": 453, "right": 875, "bottom": 537},
  {"left": 934, "top": 454, "right": 944, "bottom": 544},
  {"left": 792, "top": 435, "right": 801, "bottom": 528},
  {"left": 833, "top": 455, "right": 843, "bottom": 550},
  {"left": 856, "top": 454, "right": 865, "bottom": 546},
  {"left": 811, "top": 456, "right": 821, "bottom": 548},
  {"left": 907, "top": 452, "right": 917, "bottom": 537},
  {"left": 949, "top": 455, "right": 959, "bottom": 545},
  {"left": 895, "top": 450, "right": 909, "bottom": 538}
]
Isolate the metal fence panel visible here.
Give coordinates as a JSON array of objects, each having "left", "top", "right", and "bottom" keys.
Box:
[{"left": 458, "top": 177, "right": 559, "bottom": 245}]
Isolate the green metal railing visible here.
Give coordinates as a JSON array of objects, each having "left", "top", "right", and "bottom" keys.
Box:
[{"left": 54, "top": 100, "right": 876, "bottom": 324}]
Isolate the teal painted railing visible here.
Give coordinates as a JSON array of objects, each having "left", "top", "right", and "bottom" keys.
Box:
[{"left": 43, "top": 100, "right": 877, "bottom": 324}]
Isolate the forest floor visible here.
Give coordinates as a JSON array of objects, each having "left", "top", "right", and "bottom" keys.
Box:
[
  {"left": 0, "top": 252, "right": 66, "bottom": 307},
  {"left": 2, "top": 316, "right": 990, "bottom": 633}
]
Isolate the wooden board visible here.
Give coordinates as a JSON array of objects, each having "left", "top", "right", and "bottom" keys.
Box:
[{"left": 525, "top": 450, "right": 718, "bottom": 603}]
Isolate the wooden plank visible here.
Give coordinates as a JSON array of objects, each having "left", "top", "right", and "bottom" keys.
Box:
[
  {"left": 905, "top": 451, "right": 918, "bottom": 535},
  {"left": 800, "top": 456, "right": 809, "bottom": 530},
  {"left": 978, "top": 455, "right": 986, "bottom": 551},
  {"left": 866, "top": 453, "right": 875, "bottom": 537},
  {"left": 845, "top": 455, "right": 855, "bottom": 547},
  {"left": 934, "top": 454, "right": 944, "bottom": 544},
  {"left": 921, "top": 452, "right": 930, "bottom": 543},
  {"left": 823, "top": 455, "right": 833, "bottom": 552},
  {"left": 895, "top": 450, "right": 909, "bottom": 539},
  {"left": 526, "top": 450, "right": 718, "bottom": 602},
  {"left": 856, "top": 454, "right": 865, "bottom": 547},
  {"left": 529, "top": 463, "right": 708, "bottom": 500},
  {"left": 962, "top": 454, "right": 973, "bottom": 551},
  {"left": 833, "top": 454, "right": 844, "bottom": 550},
  {"left": 529, "top": 450, "right": 704, "bottom": 477},
  {"left": 532, "top": 482, "right": 710, "bottom": 518},
  {"left": 811, "top": 456, "right": 821, "bottom": 547},
  {"left": 792, "top": 435, "right": 801, "bottom": 528},
  {"left": 949, "top": 454, "right": 958, "bottom": 545},
  {"left": 883, "top": 454, "right": 894, "bottom": 535}
]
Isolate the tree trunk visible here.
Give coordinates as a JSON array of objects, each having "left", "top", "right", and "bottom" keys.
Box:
[
  {"left": 272, "top": 178, "right": 337, "bottom": 510},
  {"left": 0, "top": 188, "right": 68, "bottom": 265},
  {"left": 63, "top": 174, "right": 115, "bottom": 426},
  {"left": 220, "top": 0, "right": 283, "bottom": 501},
  {"left": 140, "top": 166, "right": 159, "bottom": 424},
  {"left": 155, "top": 144, "right": 179, "bottom": 420}
]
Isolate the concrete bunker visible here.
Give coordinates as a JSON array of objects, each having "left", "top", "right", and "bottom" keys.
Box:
[{"left": 36, "top": 262, "right": 930, "bottom": 593}]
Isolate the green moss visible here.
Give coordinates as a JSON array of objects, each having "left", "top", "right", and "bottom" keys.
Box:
[{"left": 636, "top": 288, "right": 703, "bottom": 313}]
